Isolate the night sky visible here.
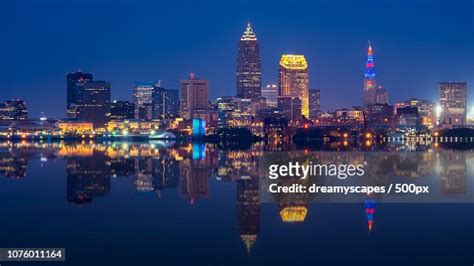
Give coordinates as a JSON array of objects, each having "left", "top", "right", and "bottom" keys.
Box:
[{"left": 1, "top": 0, "right": 473, "bottom": 118}]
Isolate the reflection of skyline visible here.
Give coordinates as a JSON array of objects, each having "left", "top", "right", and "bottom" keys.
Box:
[{"left": 0, "top": 141, "right": 473, "bottom": 252}]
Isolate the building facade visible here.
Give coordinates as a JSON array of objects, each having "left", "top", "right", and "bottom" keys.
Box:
[
  {"left": 278, "top": 55, "right": 309, "bottom": 118},
  {"left": 151, "top": 87, "right": 179, "bottom": 120},
  {"left": 277, "top": 96, "right": 302, "bottom": 121},
  {"left": 110, "top": 100, "right": 135, "bottom": 120},
  {"left": 180, "top": 74, "right": 209, "bottom": 120},
  {"left": 66, "top": 70, "right": 93, "bottom": 118},
  {"left": 236, "top": 23, "right": 262, "bottom": 100},
  {"left": 261, "top": 84, "right": 278, "bottom": 108},
  {"left": 439, "top": 82, "right": 467, "bottom": 126},
  {"left": 75, "top": 81, "right": 111, "bottom": 128},
  {"left": 309, "top": 89, "right": 320, "bottom": 119},
  {"left": 375, "top": 86, "right": 388, "bottom": 105},
  {"left": 133, "top": 82, "right": 157, "bottom": 120}
]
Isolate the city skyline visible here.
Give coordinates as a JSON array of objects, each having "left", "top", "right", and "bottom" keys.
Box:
[{"left": 2, "top": 0, "right": 472, "bottom": 118}]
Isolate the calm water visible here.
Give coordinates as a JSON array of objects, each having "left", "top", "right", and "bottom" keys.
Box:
[{"left": 0, "top": 141, "right": 473, "bottom": 266}]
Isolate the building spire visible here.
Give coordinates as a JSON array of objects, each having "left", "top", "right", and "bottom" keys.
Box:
[
  {"left": 241, "top": 22, "right": 257, "bottom": 41},
  {"left": 365, "top": 41, "right": 375, "bottom": 79},
  {"left": 367, "top": 40, "right": 373, "bottom": 56}
]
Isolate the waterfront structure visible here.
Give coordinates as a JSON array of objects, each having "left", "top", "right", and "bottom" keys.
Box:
[
  {"left": 394, "top": 99, "right": 435, "bottom": 127},
  {"left": 439, "top": 82, "right": 467, "bottom": 126},
  {"left": 363, "top": 42, "right": 377, "bottom": 106},
  {"left": 309, "top": 89, "right": 320, "bottom": 119},
  {"left": 75, "top": 81, "right": 111, "bottom": 128},
  {"left": 335, "top": 107, "right": 365, "bottom": 124},
  {"left": 0, "top": 100, "right": 28, "bottom": 120},
  {"left": 278, "top": 55, "right": 309, "bottom": 118},
  {"left": 236, "top": 23, "right": 262, "bottom": 99},
  {"left": 57, "top": 120, "right": 94, "bottom": 133},
  {"left": 180, "top": 74, "right": 209, "bottom": 120},
  {"left": 261, "top": 84, "right": 278, "bottom": 108},
  {"left": 107, "top": 119, "right": 160, "bottom": 132},
  {"left": 66, "top": 70, "right": 93, "bottom": 118},
  {"left": 133, "top": 82, "right": 156, "bottom": 120},
  {"left": 110, "top": 101, "right": 135, "bottom": 120}
]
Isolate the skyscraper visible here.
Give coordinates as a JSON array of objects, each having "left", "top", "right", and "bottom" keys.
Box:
[
  {"left": 180, "top": 74, "right": 209, "bottom": 120},
  {"left": 151, "top": 87, "right": 179, "bottom": 120},
  {"left": 75, "top": 81, "right": 111, "bottom": 128},
  {"left": 363, "top": 42, "right": 377, "bottom": 106},
  {"left": 133, "top": 82, "right": 156, "bottom": 120},
  {"left": 261, "top": 84, "right": 278, "bottom": 108},
  {"left": 439, "top": 82, "right": 467, "bottom": 125},
  {"left": 236, "top": 23, "right": 262, "bottom": 99},
  {"left": 164, "top": 89, "right": 179, "bottom": 119},
  {"left": 309, "top": 89, "right": 320, "bottom": 119},
  {"left": 278, "top": 55, "right": 309, "bottom": 118},
  {"left": 66, "top": 70, "right": 93, "bottom": 118}
]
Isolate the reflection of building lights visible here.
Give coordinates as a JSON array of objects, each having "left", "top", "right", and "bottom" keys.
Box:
[{"left": 280, "top": 206, "right": 307, "bottom": 222}]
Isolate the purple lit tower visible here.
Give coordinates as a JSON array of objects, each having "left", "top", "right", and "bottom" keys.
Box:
[
  {"left": 363, "top": 42, "right": 377, "bottom": 106},
  {"left": 365, "top": 199, "right": 376, "bottom": 234}
]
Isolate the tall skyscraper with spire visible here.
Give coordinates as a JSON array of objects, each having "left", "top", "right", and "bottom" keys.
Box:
[
  {"left": 363, "top": 41, "right": 377, "bottom": 106},
  {"left": 236, "top": 22, "right": 262, "bottom": 100}
]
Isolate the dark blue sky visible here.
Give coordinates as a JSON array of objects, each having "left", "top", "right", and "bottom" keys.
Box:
[{"left": 1, "top": 0, "right": 473, "bottom": 118}]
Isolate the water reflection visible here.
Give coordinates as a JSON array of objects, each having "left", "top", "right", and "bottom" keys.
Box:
[{"left": 0, "top": 141, "right": 472, "bottom": 253}]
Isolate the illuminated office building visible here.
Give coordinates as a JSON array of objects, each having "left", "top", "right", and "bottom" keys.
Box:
[
  {"left": 439, "top": 82, "right": 467, "bottom": 125},
  {"left": 236, "top": 23, "right": 262, "bottom": 99},
  {"left": 363, "top": 42, "right": 377, "bottom": 106},
  {"left": 278, "top": 55, "right": 309, "bottom": 118},
  {"left": 180, "top": 74, "right": 209, "bottom": 120},
  {"left": 133, "top": 82, "right": 156, "bottom": 120}
]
